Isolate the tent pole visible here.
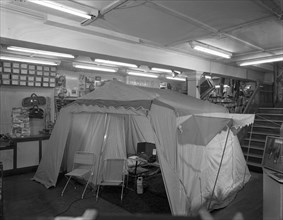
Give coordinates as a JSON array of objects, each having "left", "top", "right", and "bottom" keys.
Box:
[
  {"left": 95, "top": 113, "right": 109, "bottom": 187},
  {"left": 208, "top": 125, "right": 231, "bottom": 210}
]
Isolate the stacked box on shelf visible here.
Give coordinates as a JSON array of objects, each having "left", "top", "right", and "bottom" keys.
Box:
[
  {"left": 11, "top": 107, "right": 30, "bottom": 137},
  {"left": 1, "top": 61, "right": 57, "bottom": 88},
  {"left": 2, "top": 62, "right": 12, "bottom": 85}
]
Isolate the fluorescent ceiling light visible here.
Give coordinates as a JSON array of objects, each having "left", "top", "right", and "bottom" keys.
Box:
[
  {"left": 215, "top": 85, "right": 220, "bottom": 88},
  {"left": 73, "top": 64, "right": 117, "bottom": 72},
  {"left": 7, "top": 46, "right": 74, "bottom": 58},
  {"left": 239, "top": 56, "right": 283, "bottom": 66},
  {"left": 27, "top": 0, "right": 92, "bottom": 19},
  {"left": 94, "top": 59, "right": 137, "bottom": 68},
  {"left": 191, "top": 42, "right": 232, "bottom": 59},
  {"left": 204, "top": 75, "right": 212, "bottom": 79},
  {"left": 151, "top": 67, "right": 172, "bottom": 73},
  {"left": 0, "top": 55, "right": 59, "bottom": 65},
  {"left": 128, "top": 71, "right": 158, "bottom": 78},
  {"left": 166, "top": 77, "right": 186, "bottom": 81}
]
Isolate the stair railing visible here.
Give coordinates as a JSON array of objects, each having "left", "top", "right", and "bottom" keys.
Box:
[
  {"left": 245, "top": 114, "right": 281, "bottom": 166},
  {"left": 237, "top": 84, "right": 260, "bottom": 143},
  {"left": 243, "top": 83, "right": 261, "bottom": 114},
  {"left": 254, "top": 114, "right": 282, "bottom": 128}
]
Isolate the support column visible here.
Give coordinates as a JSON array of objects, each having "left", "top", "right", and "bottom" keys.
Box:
[{"left": 186, "top": 71, "right": 203, "bottom": 99}]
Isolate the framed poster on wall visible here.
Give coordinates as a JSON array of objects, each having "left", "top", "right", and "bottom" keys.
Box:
[{"left": 262, "top": 136, "right": 283, "bottom": 174}]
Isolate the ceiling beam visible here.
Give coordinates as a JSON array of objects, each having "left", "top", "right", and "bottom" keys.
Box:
[
  {"left": 81, "top": 0, "right": 128, "bottom": 26},
  {"left": 252, "top": 0, "right": 283, "bottom": 20},
  {"left": 149, "top": 1, "right": 268, "bottom": 52}
]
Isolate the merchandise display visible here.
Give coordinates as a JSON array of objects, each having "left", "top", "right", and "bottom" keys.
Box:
[
  {"left": 11, "top": 107, "right": 30, "bottom": 137},
  {"left": 0, "top": 61, "right": 56, "bottom": 88}
]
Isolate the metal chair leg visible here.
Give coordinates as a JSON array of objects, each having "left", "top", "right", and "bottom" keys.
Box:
[
  {"left": 96, "top": 185, "right": 100, "bottom": 201},
  {"left": 61, "top": 176, "right": 72, "bottom": 196},
  {"left": 82, "top": 174, "right": 92, "bottom": 199}
]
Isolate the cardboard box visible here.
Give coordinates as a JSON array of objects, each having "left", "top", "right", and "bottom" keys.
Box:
[
  {"left": 2, "top": 80, "right": 10, "bottom": 85},
  {"left": 29, "top": 70, "right": 35, "bottom": 75},
  {"left": 35, "top": 77, "right": 42, "bottom": 82},
  {"left": 21, "top": 69, "right": 28, "bottom": 74},
  {"left": 37, "top": 66, "right": 43, "bottom": 71},
  {"left": 12, "top": 63, "right": 20, "bottom": 68},
  {"left": 3, "top": 68, "right": 11, "bottom": 73},
  {"left": 12, "top": 75, "right": 19, "bottom": 80},
  {"left": 43, "top": 72, "right": 50, "bottom": 76},
  {"left": 20, "top": 63, "right": 28, "bottom": 69},
  {"left": 27, "top": 81, "right": 34, "bottom": 87},
  {"left": 20, "top": 75, "right": 27, "bottom": 81},
  {"left": 13, "top": 69, "right": 20, "bottom": 74},
  {"left": 2, "top": 74, "right": 10, "bottom": 79},
  {"left": 3, "top": 62, "right": 11, "bottom": 67},
  {"left": 11, "top": 80, "right": 19, "bottom": 85},
  {"left": 19, "top": 81, "right": 27, "bottom": 86},
  {"left": 28, "top": 65, "right": 35, "bottom": 70},
  {"left": 35, "top": 82, "right": 41, "bottom": 87}
]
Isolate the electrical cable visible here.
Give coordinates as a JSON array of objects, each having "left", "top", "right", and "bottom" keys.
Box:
[{"left": 54, "top": 195, "right": 95, "bottom": 217}]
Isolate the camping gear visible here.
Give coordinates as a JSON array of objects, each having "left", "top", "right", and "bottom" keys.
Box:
[
  {"left": 29, "top": 105, "right": 44, "bottom": 119},
  {"left": 22, "top": 93, "right": 46, "bottom": 107},
  {"left": 32, "top": 80, "right": 254, "bottom": 216},
  {"left": 137, "top": 176, "right": 143, "bottom": 194}
]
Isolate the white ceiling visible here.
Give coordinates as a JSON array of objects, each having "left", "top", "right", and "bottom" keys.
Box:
[{"left": 1, "top": 0, "right": 283, "bottom": 72}]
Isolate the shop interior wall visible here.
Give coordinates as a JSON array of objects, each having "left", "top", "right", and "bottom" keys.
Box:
[
  {"left": 0, "top": 86, "right": 55, "bottom": 134},
  {"left": 1, "top": 8, "right": 266, "bottom": 83}
]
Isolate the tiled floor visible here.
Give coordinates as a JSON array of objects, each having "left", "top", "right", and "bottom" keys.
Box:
[{"left": 2, "top": 171, "right": 263, "bottom": 220}]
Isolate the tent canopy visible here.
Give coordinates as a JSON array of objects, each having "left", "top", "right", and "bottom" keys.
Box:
[{"left": 33, "top": 80, "right": 254, "bottom": 216}]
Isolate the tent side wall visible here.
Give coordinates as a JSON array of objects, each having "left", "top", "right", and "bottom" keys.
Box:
[
  {"left": 149, "top": 104, "right": 189, "bottom": 215},
  {"left": 32, "top": 107, "right": 73, "bottom": 188}
]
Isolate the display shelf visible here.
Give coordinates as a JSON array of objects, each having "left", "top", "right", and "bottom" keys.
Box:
[{"left": 0, "top": 61, "right": 56, "bottom": 88}]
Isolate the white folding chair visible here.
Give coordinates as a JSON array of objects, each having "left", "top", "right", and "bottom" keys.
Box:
[
  {"left": 61, "top": 151, "right": 96, "bottom": 199},
  {"left": 96, "top": 158, "right": 128, "bottom": 201}
]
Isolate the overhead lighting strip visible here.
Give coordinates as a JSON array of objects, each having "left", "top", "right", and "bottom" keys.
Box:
[
  {"left": 0, "top": 55, "right": 60, "bottom": 66},
  {"left": 27, "top": 0, "right": 92, "bottom": 19},
  {"left": 166, "top": 76, "right": 186, "bottom": 81},
  {"left": 94, "top": 59, "right": 137, "bottom": 68},
  {"left": 190, "top": 41, "right": 232, "bottom": 59},
  {"left": 193, "top": 45, "right": 232, "bottom": 59},
  {"left": 73, "top": 63, "right": 117, "bottom": 72},
  {"left": 239, "top": 56, "right": 283, "bottom": 66},
  {"left": 151, "top": 67, "right": 172, "bottom": 73},
  {"left": 7, "top": 46, "right": 75, "bottom": 58},
  {"left": 127, "top": 71, "right": 159, "bottom": 78}
]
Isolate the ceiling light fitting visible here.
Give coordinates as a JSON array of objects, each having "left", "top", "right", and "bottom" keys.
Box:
[
  {"left": 0, "top": 55, "right": 60, "bottom": 65},
  {"left": 238, "top": 55, "right": 283, "bottom": 66},
  {"left": 27, "top": 0, "right": 94, "bottom": 19},
  {"left": 191, "top": 42, "right": 232, "bottom": 59},
  {"left": 7, "top": 46, "right": 74, "bottom": 58},
  {"left": 166, "top": 76, "right": 186, "bottom": 81},
  {"left": 73, "top": 63, "right": 117, "bottom": 72},
  {"left": 204, "top": 75, "right": 212, "bottom": 79},
  {"left": 127, "top": 71, "right": 159, "bottom": 78},
  {"left": 94, "top": 59, "right": 137, "bottom": 68},
  {"left": 151, "top": 68, "right": 172, "bottom": 73}
]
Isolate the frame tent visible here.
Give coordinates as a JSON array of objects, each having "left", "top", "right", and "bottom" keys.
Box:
[{"left": 33, "top": 80, "right": 254, "bottom": 215}]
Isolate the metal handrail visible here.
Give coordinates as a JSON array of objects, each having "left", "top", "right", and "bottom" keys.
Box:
[
  {"left": 243, "top": 83, "right": 261, "bottom": 114},
  {"left": 255, "top": 114, "right": 282, "bottom": 127}
]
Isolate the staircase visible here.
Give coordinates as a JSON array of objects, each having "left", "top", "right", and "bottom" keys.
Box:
[{"left": 241, "top": 107, "right": 283, "bottom": 171}]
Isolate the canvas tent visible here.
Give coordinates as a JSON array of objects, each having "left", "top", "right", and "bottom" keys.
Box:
[{"left": 33, "top": 80, "right": 254, "bottom": 216}]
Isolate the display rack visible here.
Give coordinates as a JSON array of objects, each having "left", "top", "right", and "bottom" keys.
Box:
[{"left": 0, "top": 61, "right": 56, "bottom": 88}]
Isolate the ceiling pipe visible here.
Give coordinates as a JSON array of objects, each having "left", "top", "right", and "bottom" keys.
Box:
[{"left": 81, "top": 0, "right": 128, "bottom": 26}]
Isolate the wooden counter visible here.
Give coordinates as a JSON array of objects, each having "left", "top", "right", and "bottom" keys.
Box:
[{"left": 0, "top": 134, "right": 50, "bottom": 176}]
